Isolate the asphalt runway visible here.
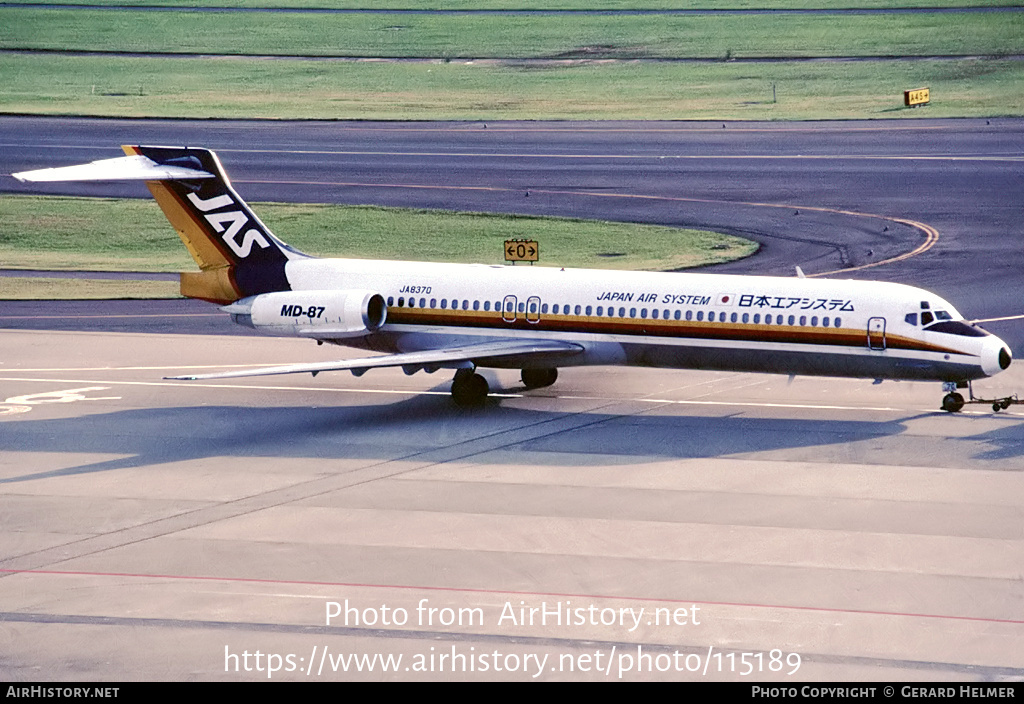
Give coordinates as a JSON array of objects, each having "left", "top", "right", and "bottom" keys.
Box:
[
  {"left": 1, "top": 116, "right": 1023, "bottom": 681},
  {"left": 3, "top": 116, "right": 1024, "bottom": 345}
]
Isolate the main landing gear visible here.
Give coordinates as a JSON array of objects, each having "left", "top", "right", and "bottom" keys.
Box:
[
  {"left": 521, "top": 367, "right": 558, "bottom": 390},
  {"left": 450, "top": 367, "right": 560, "bottom": 407},
  {"left": 941, "top": 381, "right": 1019, "bottom": 413},
  {"left": 451, "top": 369, "right": 489, "bottom": 408}
]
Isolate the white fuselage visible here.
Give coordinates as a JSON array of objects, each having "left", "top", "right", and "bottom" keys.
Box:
[{"left": 274, "top": 257, "right": 1010, "bottom": 383}]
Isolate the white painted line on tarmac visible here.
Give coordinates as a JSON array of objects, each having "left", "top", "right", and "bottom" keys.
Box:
[{"left": 3, "top": 374, "right": 1016, "bottom": 417}]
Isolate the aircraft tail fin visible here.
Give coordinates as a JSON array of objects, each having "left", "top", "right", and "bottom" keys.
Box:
[{"left": 14, "top": 146, "right": 307, "bottom": 304}]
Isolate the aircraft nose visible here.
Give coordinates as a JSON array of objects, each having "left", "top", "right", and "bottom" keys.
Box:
[{"left": 981, "top": 334, "right": 1012, "bottom": 377}]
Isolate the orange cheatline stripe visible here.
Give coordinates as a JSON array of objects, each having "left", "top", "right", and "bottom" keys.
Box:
[{"left": 386, "top": 309, "right": 963, "bottom": 356}]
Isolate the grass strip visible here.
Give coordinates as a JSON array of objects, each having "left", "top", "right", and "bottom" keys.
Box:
[
  {"left": 0, "top": 195, "right": 757, "bottom": 281},
  {"left": 2, "top": 8, "right": 1020, "bottom": 59},
  {"left": 2, "top": 53, "right": 1021, "bottom": 120},
  {"left": 0, "top": 1, "right": 1018, "bottom": 11},
  {"left": 0, "top": 277, "right": 180, "bottom": 300}
]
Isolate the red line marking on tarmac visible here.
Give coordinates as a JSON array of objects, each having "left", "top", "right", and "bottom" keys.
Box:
[{"left": 2, "top": 568, "right": 1020, "bottom": 626}]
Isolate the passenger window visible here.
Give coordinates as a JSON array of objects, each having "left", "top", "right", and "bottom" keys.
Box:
[
  {"left": 731, "top": 313, "right": 738, "bottom": 323},
  {"left": 629, "top": 307, "right": 636, "bottom": 318},
  {"left": 708, "top": 312, "right": 715, "bottom": 322},
  {"left": 810, "top": 316, "right": 818, "bottom": 326},
  {"left": 675, "top": 310, "right": 681, "bottom": 321},
  {"left": 440, "top": 299, "right": 447, "bottom": 309},
  {"left": 788, "top": 315, "right": 795, "bottom": 325},
  {"left": 596, "top": 306, "right": 603, "bottom": 316},
  {"left": 640, "top": 308, "right": 648, "bottom": 319},
  {"left": 483, "top": 301, "right": 490, "bottom": 311},
  {"left": 429, "top": 298, "right": 436, "bottom": 308},
  {"left": 753, "top": 314, "right": 760, "bottom": 324},
  {"left": 652, "top": 309, "right": 659, "bottom": 319},
  {"left": 834, "top": 317, "right": 842, "bottom": 328},
  {"left": 619, "top": 307, "right": 625, "bottom": 317},
  {"left": 473, "top": 300, "right": 480, "bottom": 311},
  {"left": 799, "top": 316, "right": 806, "bottom": 326},
  {"left": 696, "top": 311, "right": 704, "bottom": 321}
]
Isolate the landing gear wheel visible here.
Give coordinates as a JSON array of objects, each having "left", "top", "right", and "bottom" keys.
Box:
[
  {"left": 521, "top": 367, "right": 558, "bottom": 389},
  {"left": 942, "top": 392, "right": 965, "bottom": 413},
  {"left": 451, "top": 370, "right": 489, "bottom": 408}
]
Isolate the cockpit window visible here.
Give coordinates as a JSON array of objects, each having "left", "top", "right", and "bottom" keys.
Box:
[
  {"left": 934, "top": 310, "right": 952, "bottom": 321},
  {"left": 905, "top": 313, "right": 918, "bottom": 326},
  {"left": 924, "top": 320, "right": 989, "bottom": 337},
  {"left": 921, "top": 311, "right": 934, "bottom": 326}
]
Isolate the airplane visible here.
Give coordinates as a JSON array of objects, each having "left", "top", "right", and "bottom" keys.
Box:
[{"left": 12, "top": 145, "right": 1014, "bottom": 413}]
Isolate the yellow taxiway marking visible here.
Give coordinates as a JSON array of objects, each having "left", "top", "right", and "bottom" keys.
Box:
[{"left": 243, "top": 177, "right": 941, "bottom": 275}]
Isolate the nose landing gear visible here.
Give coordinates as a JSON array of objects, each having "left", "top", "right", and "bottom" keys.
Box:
[
  {"left": 941, "top": 391, "right": 965, "bottom": 413},
  {"left": 941, "top": 381, "right": 1019, "bottom": 413}
]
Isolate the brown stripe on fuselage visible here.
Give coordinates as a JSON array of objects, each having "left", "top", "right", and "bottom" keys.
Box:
[{"left": 383, "top": 308, "right": 968, "bottom": 357}]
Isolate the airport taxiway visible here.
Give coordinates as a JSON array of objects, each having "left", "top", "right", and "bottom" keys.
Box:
[
  {"left": 1, "top": 329, "right": 1022, "bottom": 680},
  {"left": 1, "top": 117, "right": 1023, "bottom": 681}
]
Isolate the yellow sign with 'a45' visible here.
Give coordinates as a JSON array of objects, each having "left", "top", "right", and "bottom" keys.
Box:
[{"left": 904, "top": 88, "right": 930, "bottom": 107}]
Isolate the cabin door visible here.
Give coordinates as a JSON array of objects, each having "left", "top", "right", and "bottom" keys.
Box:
[
  {"left": 502, "top": 295, "right": 518, "bottom": 324},
  {"left": 526, "top": 296, "right": 541, "bottom": 324},
  {"left": 867, "top": 317, "right": 887, "bottom": 351}
]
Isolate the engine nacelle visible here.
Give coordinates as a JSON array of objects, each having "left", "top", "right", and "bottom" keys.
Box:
[{"left": 223, "top": 289, "right": 387, "bottom": 338}]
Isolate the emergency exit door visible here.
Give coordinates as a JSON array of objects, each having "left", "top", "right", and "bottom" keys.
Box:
[{"left": 867, "top": 317, "right": 886, "bottom": 350}]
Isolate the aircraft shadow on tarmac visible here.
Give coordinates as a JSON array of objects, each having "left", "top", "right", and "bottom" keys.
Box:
[{"left": 4, "top": 392, "right": 1024, "bottom": 483}]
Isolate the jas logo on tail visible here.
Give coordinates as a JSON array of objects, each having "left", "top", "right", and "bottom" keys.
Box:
[{"left": 187, "top": 192, "right": 270, "bottom": 258}]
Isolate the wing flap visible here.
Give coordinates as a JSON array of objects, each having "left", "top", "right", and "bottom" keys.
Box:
[{"left": 166, "top": 340, "right": 583, "bottom": 381}]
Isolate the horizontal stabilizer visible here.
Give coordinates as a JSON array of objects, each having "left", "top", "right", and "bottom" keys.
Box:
[
  {"left": 166, "top": 340, "right": 584, "bottom": 381},
  {"left": 12, "top": 154, "right": 214, "bottom": 183}
]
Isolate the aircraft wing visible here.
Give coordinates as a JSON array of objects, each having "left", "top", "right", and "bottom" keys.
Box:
[{"left": 166, "top": 339, "right": 584, "bottom": 381}]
